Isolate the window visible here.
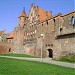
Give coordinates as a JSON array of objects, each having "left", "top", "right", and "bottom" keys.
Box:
[
  {"left": 23, "top": 24, "right": 26, "bottom": 28},
  {"left": 72, "top": 16, "right": 75, "bottom": 25},
  {"left": 46, "top": 44, "right": 47, "bottom": 46},
  {"left": 32, "top": 25, "right": 33, "bottom": 27},
  {"left": 60, "top": 28, "right": 63, "bottom": 32},
  {"left": 25, "top": 17, "right": 26, "bottom": 20},
  {"left": 20, "top": 18, "right": 21, "bottom": 20},
  {"left": 42, "top": 23, "right": 43, "bottom": 26},
  {"left": 53, "top": 19, "right": 55, "bottom": 23},
  {"left": 24, "top": 32, "right": 26, "bottom": 36},
  {"left": 51, "top": 44, "right": 53, "bottom": 46},
  {"left": 48, "top": 44, "right": 50, "bottom": 46},
  {"left": 46, "top": 20, "right": 48, "bottom": 25},
  {"left": 53, "top": 19, "right": 56, "bottom": 26},
  {"left": 9, "top": 48, "right": 11, "bottom": 52}
]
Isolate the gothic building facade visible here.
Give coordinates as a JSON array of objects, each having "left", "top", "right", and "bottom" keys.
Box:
[{"left": 14, "top": 4, "right": 75, "bottom": 59}]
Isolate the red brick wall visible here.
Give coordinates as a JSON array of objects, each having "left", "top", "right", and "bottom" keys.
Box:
[{"left": 0, "top": 42, "right": 14, "bottom": 54}]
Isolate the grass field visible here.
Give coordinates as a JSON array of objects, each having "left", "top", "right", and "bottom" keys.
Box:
[
  {"left": 0, "top": 53, "right": 34, "bottom": 58},
  {"left": 0, "top": 57, "right": 75, "bottom": 75}
]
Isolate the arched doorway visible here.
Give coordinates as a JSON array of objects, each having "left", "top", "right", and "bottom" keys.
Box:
[
  {"left": 9, "top": 48, "right": 11, "bottom": 52},
  {"left": 47, "top": 49, "right": 53, "bottom": 58}
]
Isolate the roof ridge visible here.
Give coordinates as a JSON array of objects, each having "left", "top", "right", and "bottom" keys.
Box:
[{"left": 61, "top": 10, "right": 75, "bottom": 17}]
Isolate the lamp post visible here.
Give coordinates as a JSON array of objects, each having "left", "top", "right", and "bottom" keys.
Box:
[{"left": 40, "top": 34, "right": 43, "bottom": 62}]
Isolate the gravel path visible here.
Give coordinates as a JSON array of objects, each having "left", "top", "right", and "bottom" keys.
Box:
[{"left": 0, "top": 56, "right": 75, "bottom": 68}]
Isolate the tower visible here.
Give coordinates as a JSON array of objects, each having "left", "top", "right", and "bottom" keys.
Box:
[
  {"left": 18, "top": 8, "right": 27, "bottom": 28},
  {"left": 14, "top": 8, "right": 28, "bottom": 54}
]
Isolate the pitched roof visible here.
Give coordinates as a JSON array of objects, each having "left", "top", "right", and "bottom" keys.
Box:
[
  {"left": 19, "top": 10, "right": 27, "bottom": 17},
  {"left": 36, "top": 6, "right": 52, "bottom": 22},
  {"left": 7, "top": 32, "right": 14, "bottom": 39}
]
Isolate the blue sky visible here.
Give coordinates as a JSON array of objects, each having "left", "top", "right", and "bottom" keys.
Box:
[{"left": 0, "top": 0, "right": 75, "bottom": 33}]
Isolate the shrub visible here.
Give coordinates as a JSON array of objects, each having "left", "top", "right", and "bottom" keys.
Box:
[{"left": 59, "top": 53, "right": 75, "bottom": 63}]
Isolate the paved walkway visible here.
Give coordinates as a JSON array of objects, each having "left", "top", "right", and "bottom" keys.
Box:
[{"left": 0, "top": 56, "right": 75, "bottom": 68}]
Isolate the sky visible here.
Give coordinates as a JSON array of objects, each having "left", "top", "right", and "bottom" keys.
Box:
[{"left": 0, "top": 0, "right": 75, "bottom": 33}]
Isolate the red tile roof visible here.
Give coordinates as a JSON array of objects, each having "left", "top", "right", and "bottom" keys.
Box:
[
  {"left": 19, "top": 10, "right": 27, "bottom": 17},
  {"left": 7, "top": 32, "right": 14, "bottom": 39},
  {"left": 36, "top": 7, "right": 52, "bottom": 22}
]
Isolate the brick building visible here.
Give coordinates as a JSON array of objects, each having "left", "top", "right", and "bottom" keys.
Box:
[
  {"left": 6, "top": 32, "right": 14, "bottom": 43},
  {"left": 14, "top": 4, "right": 75, "bottom": 59},
  {"left": 0, "top": 31, "right": 14, "bottom": 54}
]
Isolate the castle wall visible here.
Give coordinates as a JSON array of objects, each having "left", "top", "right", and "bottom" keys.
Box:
[
  {"left": 55, "top": 11, "right": 75, "bottom": 57},
  {"left": 14, "top": 27, "right": 25, "bottom": 53},
  {"left": 61, "top": 35, "right": 75, "bottom": 55},
  {"left": 23, "top": 41, "right": 36, "bottom": 56},
  {"left": 0, "top": 42, "right": 14, "bottom": 54},
  {"left": 13, "top": 4, "right": 75, "bottom": 59}
]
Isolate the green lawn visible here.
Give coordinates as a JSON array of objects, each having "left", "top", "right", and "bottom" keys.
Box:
[
  {"left": 0, "top": 57, "right": 75, "bottom": 75},
  {"left": 0, "top": 53, "right": 35, "bottom": 58}
]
